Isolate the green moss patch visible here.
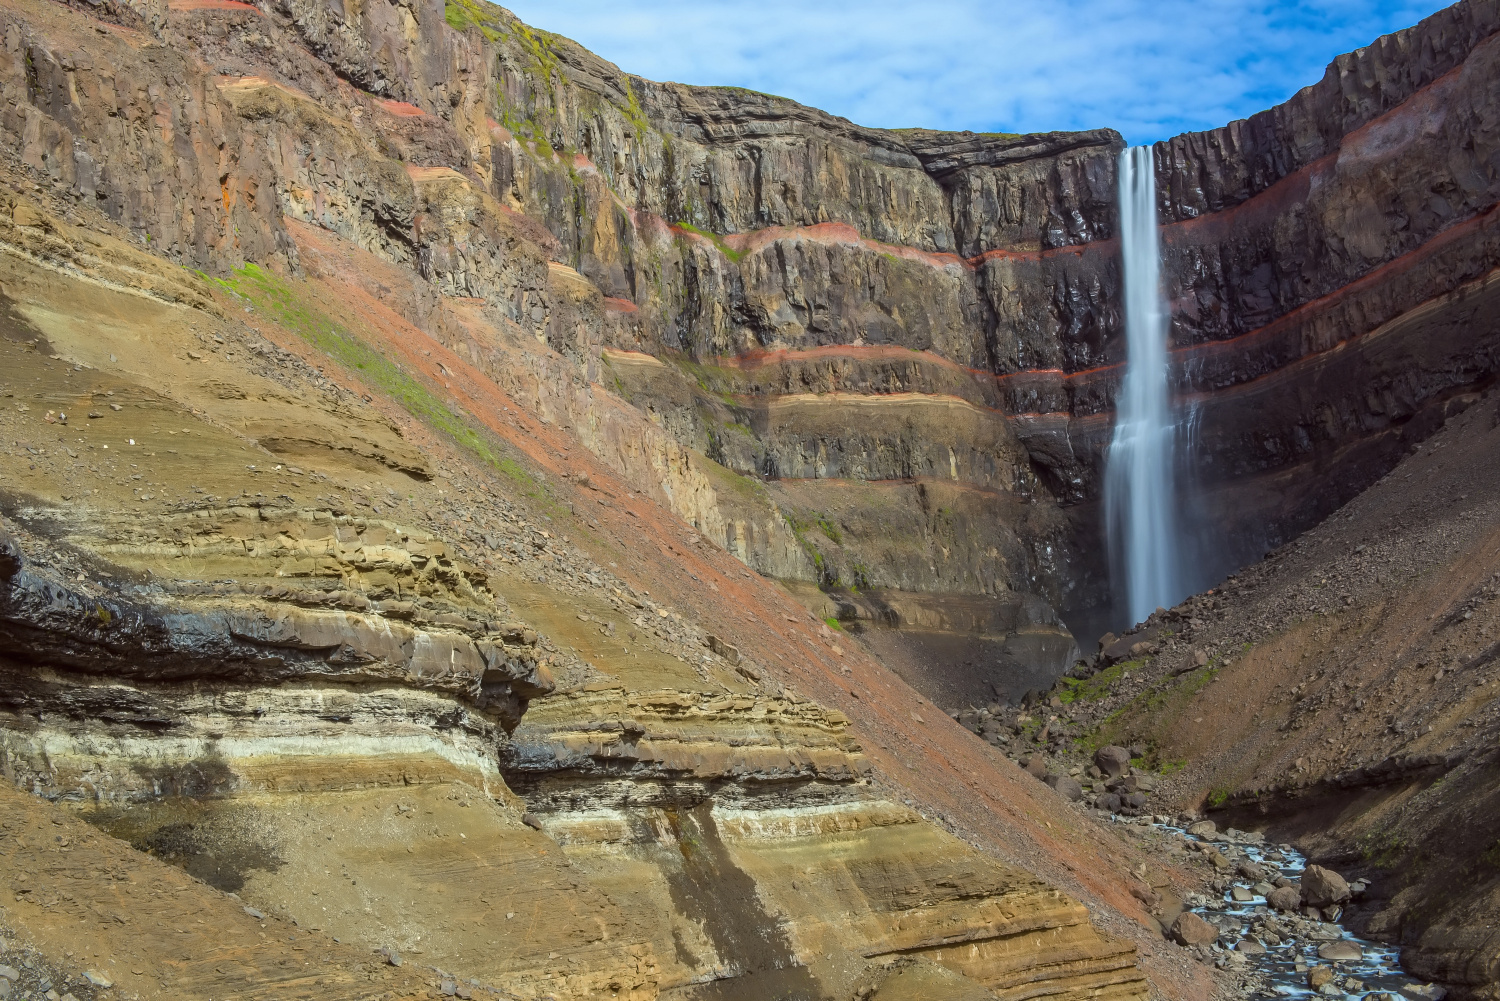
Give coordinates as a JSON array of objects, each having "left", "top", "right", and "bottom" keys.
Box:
[
  {"left": 813, "top": 512, "right": 842, "bottom": 545},
  {"left": 621, "top": 77, "right": 649, "bottom": 142},
  {"left": 675, "top": 221, "right": 743, "bottom": 263},
  {"left": 206, "top": 263, "right": 542, "bottom": 497},
  {"left": 1056, "top": 660, "right": 1134, "bottom": 704},
  {"left": 1359, "top": 831, "right": 1411, "bottom": 870},
  {"left": 1075, "top": 659, "right": 1222, "bottom": 753},
  {"left": 444, "top": 0, "right": 503, "bottom": 41}
]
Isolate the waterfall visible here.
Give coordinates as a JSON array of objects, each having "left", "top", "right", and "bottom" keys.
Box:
[{"left": 1105, "top": 145, "right": 1182, "bottom": 627}]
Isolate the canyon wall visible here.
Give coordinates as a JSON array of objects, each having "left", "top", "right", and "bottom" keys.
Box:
[
  {"left": 468, "top": 0, "right": 1500, "bottom": 660},
  {"left": 12, "top": 0, "right": 1495, "bottom": 699}
]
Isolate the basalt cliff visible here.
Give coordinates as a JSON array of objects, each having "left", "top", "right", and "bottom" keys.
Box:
[{"left": 0, "top": 0, "right": 1497, "bottom": 998}]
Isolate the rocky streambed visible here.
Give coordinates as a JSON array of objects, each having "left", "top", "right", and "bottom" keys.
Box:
[{"left": 1128, "top": 816, "right": 1446, "bottom": 1001}]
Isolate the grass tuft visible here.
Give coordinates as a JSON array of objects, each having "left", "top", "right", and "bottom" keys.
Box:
[
  {"left": 444, "top": 0, "right": 502, "bottom": 41},
  {"left": 675, "top": 221, "right": 743, "bottom": 263}
]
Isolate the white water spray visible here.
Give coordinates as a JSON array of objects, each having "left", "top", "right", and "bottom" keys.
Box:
[{"left": 1106, "top": 145, "right": 1181, "bottom": 626}]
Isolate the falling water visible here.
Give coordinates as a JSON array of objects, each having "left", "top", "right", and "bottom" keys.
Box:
[{"left": 1106, "top": 145, "right": 1181, "bottom": 626}]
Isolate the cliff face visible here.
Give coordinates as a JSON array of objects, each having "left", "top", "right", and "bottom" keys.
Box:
[
  {"left": 453, "top": 0, "right": 1500, "bottom": 646},
  {"left": 507, "top": 0, "right": 1500, "bottom": 661}
]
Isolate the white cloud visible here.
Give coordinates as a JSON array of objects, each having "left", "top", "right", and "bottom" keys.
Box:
[{"left": 496, "top": 0, "right": 1452, "bottom": 144}]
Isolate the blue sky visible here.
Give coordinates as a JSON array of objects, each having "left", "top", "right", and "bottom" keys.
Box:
[{"left": 498, "top": 0, "right": 1452, "bottom": 145}]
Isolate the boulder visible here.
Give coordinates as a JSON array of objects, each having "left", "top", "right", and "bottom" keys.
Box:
[
  {"left": 1236, "top": 939, "right": 1267, "bottom": 955},
  {"left": 1170, "top": 911, "right": 1218, "bottom": 947},
  {"left": 1156, "top": 891, "right": 1186, "bottom": 930},
  {"left": 1101, "top": 630, "right": 1159, "bottom": 664},
  {"left": 1094, "top": 745, "right": 1131, "bottom": 778},
  {"left": 1308, "top": 966, "right": 1335, "bottom": 989},
  {"left": 1230, "top": 886, "right": 1254, "bottom": 902},
  {"left": 1045, "top": 774, "right": 1085, "bottom": 801},
  {"left": 1100, "top": 635, "right": 1133, "bottom": 663},
  {"left": 1318, "top": 941, "right": 1363, "bottom": 962},
  {"left": 1097, "top": 793, "right": 1123, "bottom": 813},
  {"left": 1022, "top": 756, "right": 1048, "bottom": 780},
  {"left": 1301, "top": 865, "right": 1352, "bottom": 907},
  {"left": 705, "top": 634, "right": 740, "bottom": 665},
  {"left": 1186, "top": 820, "right": 1217, "bottom": 837},
  {"left": 1266, "top": 886, "right": 1301, "bottom": 912}
]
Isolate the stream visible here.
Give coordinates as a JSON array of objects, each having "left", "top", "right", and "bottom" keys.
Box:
[{"left": 1128, "top": 817, "right": 1444, "bottom": 1000}]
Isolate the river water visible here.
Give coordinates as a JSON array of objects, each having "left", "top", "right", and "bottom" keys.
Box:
[{"left": 1137, "top": 818, "right": 1440, "bottom": 1000}]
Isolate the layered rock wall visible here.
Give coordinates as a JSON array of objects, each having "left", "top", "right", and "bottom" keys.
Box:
[{"left": 6, "top": 0, "right": 1499, "bottom": 696}]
